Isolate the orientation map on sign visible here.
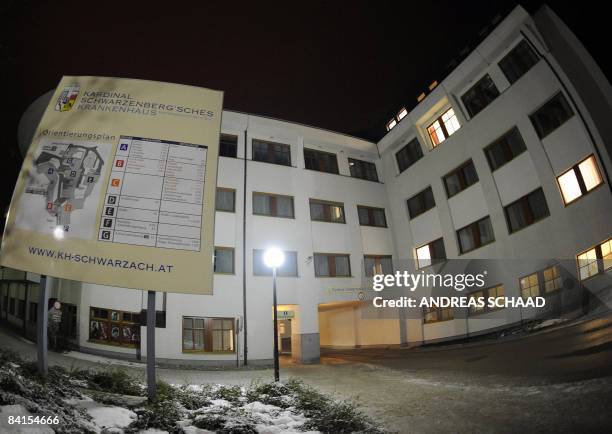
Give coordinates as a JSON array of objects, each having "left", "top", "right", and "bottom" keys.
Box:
[{"left": 0, "top": 76, "right": 223, "bottom": 294}]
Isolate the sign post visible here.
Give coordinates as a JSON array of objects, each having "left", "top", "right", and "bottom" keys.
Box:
[
  {"left": 1, "top": 76, "right": 223, "bottom": 395},
  {"left": 36, "top": 275, "right": 49, "bottom": 376},
  {"left": 147, "top": 291, "right": 156, "bottom": 402}
]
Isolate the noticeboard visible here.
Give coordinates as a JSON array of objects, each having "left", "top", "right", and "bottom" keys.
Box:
[{"left": 0, "top": 76, "right": 223, "bottom": 294}]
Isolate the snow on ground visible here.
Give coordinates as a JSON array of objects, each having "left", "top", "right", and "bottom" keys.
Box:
[
  {"left": 0, "top": 404, "right": 54, "bottom": 434},
  {"left": 64, "top": 350, "right": 146, "bottom": 368}
]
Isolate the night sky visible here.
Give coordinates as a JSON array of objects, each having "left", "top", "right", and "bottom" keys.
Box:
[{"left": 1, "top": 0, "right": 609, "bottom": 217}]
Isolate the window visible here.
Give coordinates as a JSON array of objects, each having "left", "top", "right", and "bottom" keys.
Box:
[
  {"left": 89, "top": 307, "right": 140, "bottom": 347},
  {"left": 9, "top": 297, "right": 15, "bottom": 315},
  {"left": 304, "top": 148, "right": 339, "bottom": 174},
  {"left": 349, "top": 158, "right": 379, "bottom": 182},
  {"left": 469, "top": 284, "right": 505, "bottom": 315},
  {"left": 219, "top": 134, "right": 238, "bottom": 158},
  {"left": 443, "top": 160, "right": 478, "bottom": 198},
  {"left": 530, "top": 92, "right": 574, "bottom": 139},
  {"left": 543, "top": 266, "right": 562, "bottom": 293},
  {"left": 357, "top": 205, "right": 387, "bottom": 227},
  {"left": 396, "top": 138, "right": 423, "bottom": 173},
  {"left": 407, "top": 187, "right": 435, "bottom": 219},
  {"left": 498, "top": 40, "right": 539, "bottom": 85},
  {"left": 182, "top": 317, "right": 235, "bottom": 353},
  {"left": 216, "top": 188, "right": 235, "bottom": 212},
  {"left": 457, "top": 216, "right": 495, "bottom": 254},
  {"left": 309, "top": 199, "right": 345, "bottom": 223},
  {"left": 17, "top": 299, "right": 25, "bottom": 319},
  {"left": 416, "top": 238, "right": 446, "bottom": 269},
  {"left": 253, "top": 250, "right": 298, "bottom": 276},
  {"left": 29, "top": 302, "right": 37, "bottom": 323},
  {"left": 314, "top": 254, "right": 351, "bottom": 277},
  {"left": 577, "top": 238, "right": 612, "bottom": 280},
  {"left": 424, "top": 306, "right": 453, "bottom": 324},
  {"left": 557, "top": 155, "right": 604, "bottom": 205},
  {"left": 427, "top": 108, "right": 461, "bottom": 148},
  {"left": 484, "top": 127, "right": 527, "bottom": 171},
  {"left": 252, "top": 139, "right": 291, "bottom": 166},
  {"left": 214, "top": 247, "right": 234, "bottom": 274},
  {"left": 504, "top": 188, "right": 550, "bottom": 233},
  {"left": 253, "top": 192, "right": 294, "bottom": 218},
  {"left": 364, "top": 255, "right": 393, "bottom": 277},
  {"left": 520, "top": 272, "right": 540, "bottom": 299},
  {"left": 461, "top": 74, "right": 500, "bottom": 117}
]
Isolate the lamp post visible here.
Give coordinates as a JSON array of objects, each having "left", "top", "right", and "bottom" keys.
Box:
[{"left": 263, "top": 247, "right": 284, "bottom": 382}]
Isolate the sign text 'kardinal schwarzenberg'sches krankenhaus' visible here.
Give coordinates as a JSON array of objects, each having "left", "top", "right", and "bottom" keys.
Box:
[{"left": 0, "top": 76, "right": 223, "bottom": 294}]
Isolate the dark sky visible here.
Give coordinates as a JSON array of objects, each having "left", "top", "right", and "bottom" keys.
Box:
[{"left": 1, "top": 0, "right": 609, "bottom": 213}]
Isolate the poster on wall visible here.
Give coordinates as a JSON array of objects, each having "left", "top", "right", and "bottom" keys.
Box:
[{"left": 0, "top": 76, "right": 223, "bottom": 294}]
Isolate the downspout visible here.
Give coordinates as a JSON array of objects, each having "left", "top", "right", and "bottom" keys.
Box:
[{"left": 242, "top": 124, "right": 248, "bottom": 365}]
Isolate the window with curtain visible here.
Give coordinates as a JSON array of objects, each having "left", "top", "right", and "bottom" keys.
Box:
[
  {"left": 364, "top": 255, "right": 393, "bottom": 277},
  {"left": 253, "top": 250, "right": 298, "bottom": 276},
  {"left": 215, "top": 188, "right": 235, "bottom": 212},
  {"left": 348, "top": 158, "right": 379, "bottom": 182},
  {"left": 309, "top": 199, "right": 345, "bottom": 223},
  {"left": 504, "top": 188, "right": 550, "bottom": 233},
  {"left": 252, "top": 139, "right": 291, "bottom": 166},
  {"left": 424, "top": 306, "right": 454, "bottom": 323},
  {"left": 253, "top": 192, "right": 294, "bottom": 218},
  {"left": 214, "top": 247, "right": 234, "bottom": 274},
  {"left": 484, "top": 127, "right": 527, "bottom": 171},
  {"left": 182, "top": 317, "right": 235, "bottom": 353},
  {"left": 314, "top": 254, "right": 351, "bottom": 277},
  {"left": 557, "top": 155, "right": 603, "bottom": 205},
  {"left": 427, "top": 108, "right": 461, "bottom": 148},
  {"left": 443, "top": 160, "right": 479, "bottom": 198},
  {"left": 457, "top": 216, "right": 495, "bottom": 254},
  {"left": 357, "top": 205, "right": 387, "bottom": 227},
  {"left": 407, "top": 187, "right": 435, "bottom": 219}
]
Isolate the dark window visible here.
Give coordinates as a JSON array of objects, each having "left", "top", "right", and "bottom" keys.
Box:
[
  {"left": 304, "top": 148, "right": 339, "bottom": 174},
  {"left": 29, "top": 302, "right": 37, "bottom": 323},
  {"left": 314, "top": 254, "right": 351, "bottom": 277},
  {"left": 252, "top": 139, "right": 291, "bottom": 166},
  {"left": 219, "top": 134, "right": 238, "bottom": 158},
  {"left": 309, "top": 199, "right": 345, "bottom": 223},
  {"left": 530, "top": 92, "right": 574, "bottom": 139},
  {"left": 349, "top": 158, "right": 378, "bottom": 182},
  {"left": 396, "top": 138, "right": 423, "bottom": 173},
  {"left": 364, "top": 255, "right": 393, "bottom": 277},
  {"left": 416, "top": 238, "right": 446, "bottom": 269},
  {"left": 457, "top": 216, "right": 495, "bottom": 254},
  {"left": 253, "top": 250, "right": 298, "bottom": 276},
  {"left": 443, "top": 160, "right": 479, "bottom": 198},
  {"left": 484, "top": 127, "right": 527, "bottom": 171},
  {"left": 253, "top": 192, "right": 294, "bottom": 218},
  {"left": 182, "top": 317, "right": 235, "bottom": 353},
  {"left": 89, "top": 307, "right": 140, "bottom": 347},
  {"left": 461, "top": 74, "right": 500, "bottom": 117},
  {"left": 216, "top": 188, "right": 235, "bottom": 212},
  {"left": 9, "top": 298, "right": 15, "bottom": 315},
  {"left": 214, "top": 247, "right": 234, "bottom": 274},
  {"left": 17, "top": 300, "right": 25, "bottom": 319},
  {"left": 498, "top": 40, "right": 539, "bottom": 84},
  {"left": 504, "top": 188, "right": 550, "bottom": 233},
  {"left": 357, "top": 206, "right": 387, "bottom": 227},
  {"left": 407, "top": 187, "right": 436, "bottom": 219}
]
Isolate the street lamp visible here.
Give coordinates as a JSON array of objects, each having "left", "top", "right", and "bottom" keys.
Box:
[{"left": 264, "top": 247, "right": 285, "bottom": 382}]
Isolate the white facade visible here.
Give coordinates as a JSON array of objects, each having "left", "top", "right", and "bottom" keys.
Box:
[{"left": 3, "top": 5, "right": 612, "bottom": 364}]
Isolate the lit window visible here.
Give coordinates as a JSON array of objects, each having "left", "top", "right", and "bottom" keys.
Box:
[
  {"left": 424, "top": 306, "right": 453, "bottom": 323},
  {"left": 520, "top": 273, "right": 540, "bottom": 299},
  {"left": 470, "top": 285, "right": 505, "bottom": 315},
  {"left": 577, "top": 238, "right": 612, "bottom": 280},
  {"left": 427, "top": 108, "right": 460, "bottom": 148},
  {"left": 416, "top": 238, "right": 446, "bottom": 269},
  {"left": 387, "top": 119, "right": 397, "bottom": 131},
  {"left": 543, "top": 266, "right": 562, "bottom": 293},
  {"left": 557, "top": 155, "right": 603, "bottom": 205},
  {"left": 397, "top": 107, "right": 408, "bottom": 120}
]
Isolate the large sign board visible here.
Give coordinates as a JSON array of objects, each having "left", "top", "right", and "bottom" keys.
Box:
[{"left": 1, "top": 76, "right": 223, "bottom": 294}]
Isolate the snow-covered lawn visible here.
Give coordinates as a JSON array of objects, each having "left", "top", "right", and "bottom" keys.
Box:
[{"left": 0, "top": 349, "right": 383, "bottom": 433}]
